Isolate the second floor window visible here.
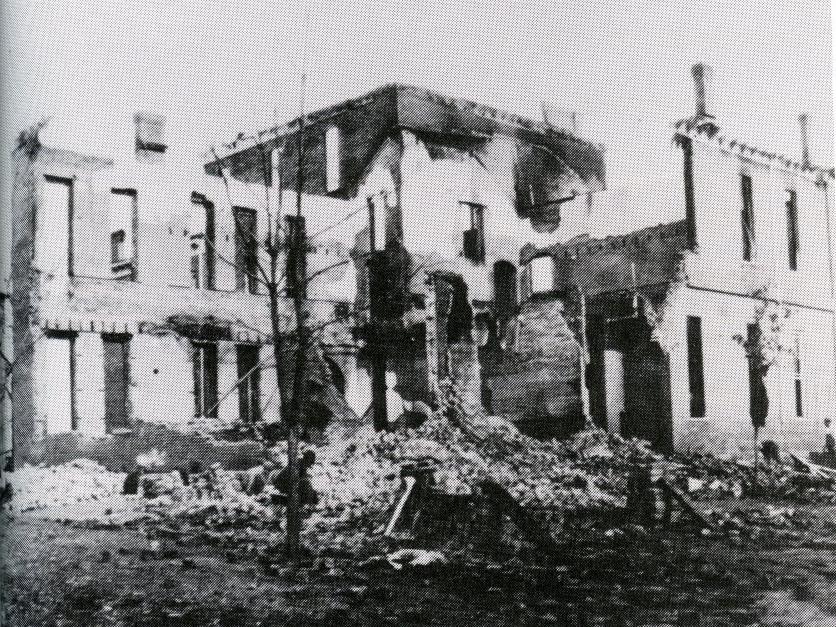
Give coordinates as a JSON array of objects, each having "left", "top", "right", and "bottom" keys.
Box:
[
  {"left": 111, "top": 230, "right": 126, "bottom": 264},
  {"left": 325, "top": 126, "right": 341, "bottom": 192},
  {"left": 786, "top": 189, "right": 800, "bottom": 270},
  {"left": 461, "top": 201, "right": 485, "bottom": 263},
  {"left": 233, "top": 207, "right": 258, "bottom": 293},
  {"left": 740, "top": 174, "right": 755, "bottom": 261},
  {"left": 41, "top": 176, "right": 74, "bottom": 276},
  {"left": 110, "top": 188, "right": 137, "bottom": 279},
  {"left": 190, "top": 195, "right": 216, "bottom": 289}
]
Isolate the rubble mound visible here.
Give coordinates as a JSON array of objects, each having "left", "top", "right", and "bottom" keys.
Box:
[
  {"left": 303, "top": 398, "right": 657, "bottom": 532},
  {"left": 3, "top": 459, "right": 145, "bottom": 524}
]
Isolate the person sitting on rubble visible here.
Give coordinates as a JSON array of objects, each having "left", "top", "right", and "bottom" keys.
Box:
[
  {"left": 761, "top": 440, "right": 781, "bottom": 466},
  {"left": 237, "top": 460, "right": 278, "bottom": 496},
  {"left": 825, "top": 418, "right": 836, "bottom": 456},
  {"left": 122, "top": 464, "right": 144, "bottom": 496},
  {"left": 268, "top": 450, "right": 319, "bottom": 507}
]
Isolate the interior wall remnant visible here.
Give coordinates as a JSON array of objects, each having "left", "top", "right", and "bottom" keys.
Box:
[{"left": 484, "top": 298, "right": 582, "bottom": 437}]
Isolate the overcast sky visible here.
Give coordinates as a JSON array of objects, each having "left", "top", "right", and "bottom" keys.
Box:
[{"left": 1, "top": 0, "right": 833, "bottom": 199}]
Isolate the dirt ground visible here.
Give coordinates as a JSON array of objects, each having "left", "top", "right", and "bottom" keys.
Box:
[{"left": 4, "top": 502, "right": 836, "bottom": 627}]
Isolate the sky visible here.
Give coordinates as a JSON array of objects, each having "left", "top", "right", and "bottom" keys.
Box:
[{"left": 1, "top": 0, "right": 834, "bottom": 203}]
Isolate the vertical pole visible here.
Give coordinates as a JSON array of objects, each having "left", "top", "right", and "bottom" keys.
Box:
[
  {"left": 425, "top": 274, "right": 440, "bottom": 407},
  {"left": 580, "top": 292, "right": 592, "bottom": 429},
  {"left": 367, "top": 196, "right": 388, "bottom": 431},
  {"left": 285, "top": 71, "right": 308, "bottom": 559}
]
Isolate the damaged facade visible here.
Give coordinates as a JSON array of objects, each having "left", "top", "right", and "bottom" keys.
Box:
[
  {"left": 5, "top": 71, "right": 835, "bottom": 465},
  {"left": 208, "top": 83, "right": 607, "bottom": 436},
  {"left": 7, "top": 114, "right": 363, "bottom": 467},
  {"left": 520, "top": 66, "right": 836, "bottom": 455}
]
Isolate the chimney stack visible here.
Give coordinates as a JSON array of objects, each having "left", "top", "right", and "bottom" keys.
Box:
[
  {"left": 691, "top": 63, "right": 715, "bottom": 119},
  {"left": 799, "top": 113, "right": 812, "bottom": 168},
  {"left": 134, "top": 111, "right": 166, "bottom": 163},
  {"left": 541, "top": 103, "right": 582, "bottom": 136}
]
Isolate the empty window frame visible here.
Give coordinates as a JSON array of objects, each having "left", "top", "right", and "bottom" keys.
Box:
[
  {"left": 786, "top": 189, "right": 800, "bottom": 271},
  {"left": 686, "top": 316, "right": 706, "bottom": 417},
  {"left": 529, "top": 255, "right": 555, "bottom": 294},
  {"left": 236, "top": 344, "right": 261, "bottom": 423},
  {"left": 190, "top": 196, "right": 216, "bottom": 289},
  {"left": 284, "top": 215, "right": 307, "bottom": 297},
  {"left": 740, "top": 174, "right": 755, "bottom": 261},
  {"left": 193, "top": 342, "right": 218, "bottom": 419},
  {"left": 325, "top": 126, "right": 341, "bottom": 192},
  {"left": 40, "top": 176, "right": 74, "bottom": 276},
  {"left": 493, "top": 260, "right": 518, "bottom": 318},
  {"left": 42, "top": 331, "right": 78, "bottom": 432},
  {"left": 110, "top": 188, "right": 138, "bottom": 278},
  {"left": 233, "top": 207, "right": 258, "bottom": 293},
  {"left": 747, "top": 323, "right": 768, "bottom": 426},
  {"left": 461, "top": 202, "right": 486, "bottom": 263},
  {"left": 111, "top": 230, "right": 126, "bottom": 265}
]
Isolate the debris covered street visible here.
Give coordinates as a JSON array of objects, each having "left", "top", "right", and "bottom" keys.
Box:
[
  {"left": 6, "top": 403, "right": 836, "bottom": 626},
  {"left": 5, "top": 505, "right": 836, "bottom": 626}
]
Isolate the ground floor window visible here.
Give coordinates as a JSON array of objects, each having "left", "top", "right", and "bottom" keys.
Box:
[
  {"left": 794, "top": 335, "right": 803, "bottom": 418},
  {"left": 42, "top": 331, "right": 78, "bottom": 432},
  {"left": 193, "top": 342, "right": 218, "bottom": 419},
  {"left": 103, "top": 334, "right": 131, "bottom": 432},
  {"left": 236, "top": 344, "right": 261, "bottom": 423}
]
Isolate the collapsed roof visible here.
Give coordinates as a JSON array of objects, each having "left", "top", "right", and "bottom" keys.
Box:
[{"left": 204, "top": 84, "right": 606, "bottom": 202}]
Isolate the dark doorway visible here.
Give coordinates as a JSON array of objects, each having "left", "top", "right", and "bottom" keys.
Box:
[
  {"left": 236, "top": 344, "right": 261, "bottom": 423},
  {"left": 493, "top": 260, "right": 518, "bottom": 319},
  {"left": 103, "top": 334, "right": 130, "bottom": 432}
]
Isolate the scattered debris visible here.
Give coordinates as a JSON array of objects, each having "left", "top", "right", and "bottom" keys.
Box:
[{"left": 386, "top": 548, "right": 447, "bottom": 570}]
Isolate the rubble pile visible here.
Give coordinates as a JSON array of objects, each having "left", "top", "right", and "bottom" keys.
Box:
[
  {"left": 158, "top": 465, "right": 275, "bottom": 528},
  {"left": 673, "top": 453, "right": 836, "bottom": 503},
  {"left": 3, "top": 459, "right": 145, "bottom": 524},
  {"left": 301, "top": 402, "right": 658, "bottom": 535}
]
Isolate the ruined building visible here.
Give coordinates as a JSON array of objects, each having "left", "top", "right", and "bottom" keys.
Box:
[
  {"left": 5, "top": 86, "right": 605, "bottom": 466},
  {"left": 6, "top": 71, "right": 833, "bottom": 465},
  {"left": 208, "top": 84, "right": 607, "bottom": 435},
  {"left": 7, "top": 113, "right": 364, "bottom": 466},
  {"left": 520, "top": 65, "right": 836, "bottom": 455}
]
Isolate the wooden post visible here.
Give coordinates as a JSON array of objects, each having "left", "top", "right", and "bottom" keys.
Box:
[
  {"left": 579, "top": 292, "right": 592, "bottom": 428},
  {"left": 367, "top": 197, "right": 388, "bottom": 431}
]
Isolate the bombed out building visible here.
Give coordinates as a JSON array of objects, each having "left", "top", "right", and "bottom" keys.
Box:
[
  {"left": 520, "top": 65, "right": 836, "bottom": 455},
  {"left": 5, "top": 85, "right": 606, "bottom": 466},
  {"left": 5, "top": 70, "right": 835, "bottom": 466}
]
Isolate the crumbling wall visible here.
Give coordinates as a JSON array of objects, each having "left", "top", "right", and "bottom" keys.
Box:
[{"left": 484, "top": 298, "right": 582, "bottom": 437}]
